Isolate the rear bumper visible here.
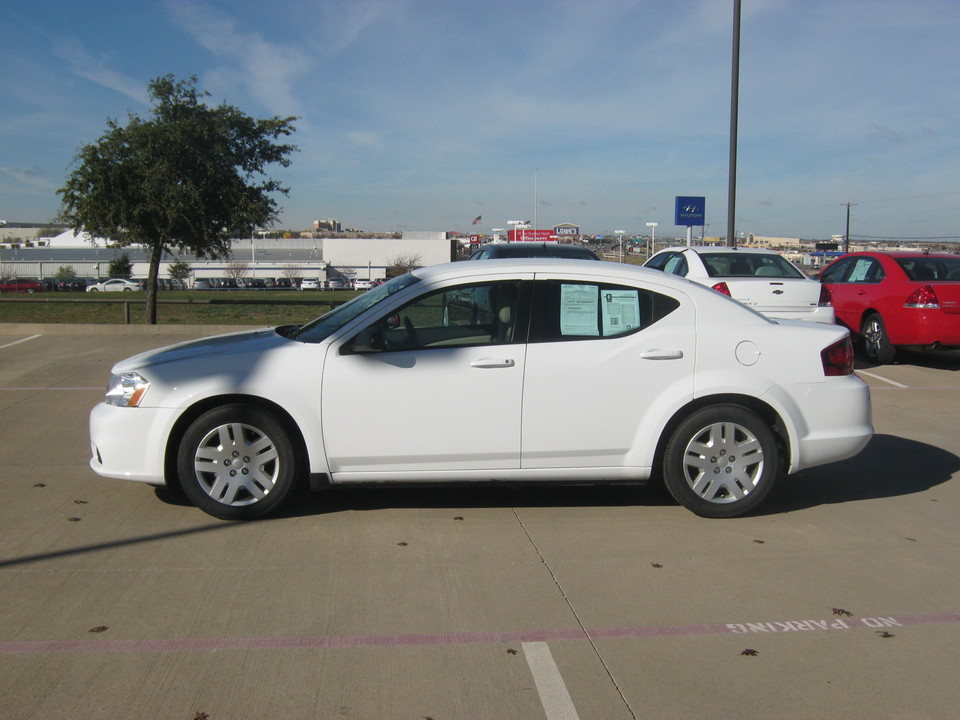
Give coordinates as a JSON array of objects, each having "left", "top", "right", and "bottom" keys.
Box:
[
  {"left": 765, "top": 374, "right": 873, "bottom": 473},
  {"left": 887, "top": 309, "right": 960, "bottom": 347}
]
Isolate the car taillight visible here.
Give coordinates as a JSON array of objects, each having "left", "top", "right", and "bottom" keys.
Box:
[
  {"left": 818, "top": 284, "right": 833, "bottom": 307},
  {"left": 821, "top": 337, "right": 854, "bottom": 376},
  {"left": 711, "top": 282, "right": 731, "bottom": 296},
  {"left": 904, "top": 285, "right": 939, "bottom": 309}
]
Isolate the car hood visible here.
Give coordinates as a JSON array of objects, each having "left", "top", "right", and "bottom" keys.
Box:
[{"left": 113, "top": 328, "right": 289, "bottom": 373}]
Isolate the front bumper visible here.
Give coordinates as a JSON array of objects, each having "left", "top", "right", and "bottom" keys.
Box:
[{"left": 89, "top": 402, "right": 180, "bottom": 485}]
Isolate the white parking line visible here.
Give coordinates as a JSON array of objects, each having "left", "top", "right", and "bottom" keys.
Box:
[
  {"left": 523, "top": 641, "right": 581, "bottom": 720},
  {"left": 857, "top": 370, "right": 909, "bottom": 388},
  {"left": 0, "top": 334, "right": 41, "bottom": 350}
]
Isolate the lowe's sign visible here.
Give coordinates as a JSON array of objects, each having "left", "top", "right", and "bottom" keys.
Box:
[{"left": 675, "top": 196, "right": 705, "bottom": 226}]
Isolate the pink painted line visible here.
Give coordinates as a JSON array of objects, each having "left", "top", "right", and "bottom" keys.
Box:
[
  {"left": 0, "top": 387, "right": 102, "bottom": 391},
  {"left": 3, "top": 612, "right": 958, "bottom": 655}
]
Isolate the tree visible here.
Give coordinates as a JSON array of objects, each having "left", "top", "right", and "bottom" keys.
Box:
[
  {"left": 168, "top": 261, "right": 192, "bottom": 281},
  {"left": 387, "top": 253, "right": 423, "bottom": 278},
  {"left": 107, "top": 252, "right": 133, "bottom": 278},
  {"left": 225, "top": 260, "right": 250, "bottom": 280},
  {"left": 58, "top": 75, "right": 297, "bottom": 323},
  {"left": 55, "top": 266, "right": 77, "bottom": 279}
]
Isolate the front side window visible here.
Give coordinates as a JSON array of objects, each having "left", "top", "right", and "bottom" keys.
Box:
[
  {"left": 297, "top": 273, "right": 421, "bottom": 343},
  {"left": 351, "top": 281, "right": 526, "bottom": 352},
  {"left": 529, "top": 280, "right": 680, "bottom": 343},
  {"left": 820, "top": 258, "right": 854, "bottom": 283}
]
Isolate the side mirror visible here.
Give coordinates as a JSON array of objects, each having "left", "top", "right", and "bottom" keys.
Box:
[{"left": 341, "top": 329, "right": 385, "bottom": 355}]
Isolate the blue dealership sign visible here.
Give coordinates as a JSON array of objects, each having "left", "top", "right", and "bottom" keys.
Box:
[{"left": 675, "top": 196, "right": 706, "bottom": 226}]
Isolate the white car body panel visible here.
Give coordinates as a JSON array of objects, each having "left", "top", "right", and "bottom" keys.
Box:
[{"left": 88, "top": 259, "right": 872, "bottom": 513}]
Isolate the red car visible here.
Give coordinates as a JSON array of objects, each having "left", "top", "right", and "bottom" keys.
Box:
[
  {"left": 0, "top": 278, "right": 46, "bottom": 293},
  {"left": 820, "top": 251, "right": 960, "bottom": 363}
]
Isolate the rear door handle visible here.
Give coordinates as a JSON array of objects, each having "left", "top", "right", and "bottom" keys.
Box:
[
  {"left": 470, "top": 358, "right": 516, "bottom": 368},
  {"left": 640, "top": 349, "right": 684, "bottom": 360}
]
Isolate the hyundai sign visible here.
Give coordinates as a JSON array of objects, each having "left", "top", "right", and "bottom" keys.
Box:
[{"left": 675, "top": 196, "right": 705, "bottom": 226}]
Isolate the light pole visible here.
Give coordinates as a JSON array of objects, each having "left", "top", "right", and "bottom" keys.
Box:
[
  {"left": 615, "top": 230, "right": 625, "bottom": 262},
  {"left": 646, "top": 222, "right": 658, "bottom": 259},
  {"left": 507, "top": 220, "right": 523, "bottom": 242}
]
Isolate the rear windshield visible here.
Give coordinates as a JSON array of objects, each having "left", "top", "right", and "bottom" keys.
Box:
[
  {"left": 699, "top": 253, "right": 805, "bottom": 279},
  {"left": 895, "top": 256, "right": 960, "bottom": 281}
]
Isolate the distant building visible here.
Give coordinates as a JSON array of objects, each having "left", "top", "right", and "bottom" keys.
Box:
[{"left": 314, "top": 218, "right": 342, "bottom": 233}]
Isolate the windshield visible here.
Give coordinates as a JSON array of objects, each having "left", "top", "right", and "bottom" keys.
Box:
[{"left": 294, "top": 273, "right": 421, "bottom": 343}]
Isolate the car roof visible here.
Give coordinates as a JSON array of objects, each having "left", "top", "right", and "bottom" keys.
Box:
[
  {"left": 472, "top": 242, "right": 599, "bottom": 259},
  {"left": 412, "top": 257, "right": 691, "bottom": 285},
  {"left": 659, "top": 246, "right": 780, "bottom": 255}
]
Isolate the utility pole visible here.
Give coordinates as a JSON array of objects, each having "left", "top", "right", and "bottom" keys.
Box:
[
  {"left": 841, "top": 202, "right": 857, "bottom": 253},
  {"left": 726, "top": 0, "right": 741, "bottom": 248}
]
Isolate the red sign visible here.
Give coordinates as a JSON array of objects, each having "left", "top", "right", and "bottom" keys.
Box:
[{"left": 507, "top": 229, "right": 555, "bottom": 242}]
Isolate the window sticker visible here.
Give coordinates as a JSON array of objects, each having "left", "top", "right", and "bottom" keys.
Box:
[
  {"left": 602, "top": 289, "right": 641, "bottom": 335},
  {"left": 848, "top": 259, "right": 872, "bottom": 282},
  {"left": 560, "top": 284, "right": 599, "bottom": 335}
]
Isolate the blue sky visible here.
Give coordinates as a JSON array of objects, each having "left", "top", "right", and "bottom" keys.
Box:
[{"left": 2, "top": 0, "right": 958, "bottom": 240}]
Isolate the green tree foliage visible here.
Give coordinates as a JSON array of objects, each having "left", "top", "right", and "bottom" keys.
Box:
[
  {"left": 107, "top": 252, "right": 133, "bottom": 278},
  {"left": 55, "top": 266, "right": 77, "bottom": 279},
  {"left": 58, "top": 75, "right": 297, "bottom": 323},
  {"left": 167, "top": 261, "right": 192, "bottom": 281}
]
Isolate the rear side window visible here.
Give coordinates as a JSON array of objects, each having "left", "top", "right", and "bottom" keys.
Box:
[{"left": 529, "top": 280, "right": 680, "bottom": 343}]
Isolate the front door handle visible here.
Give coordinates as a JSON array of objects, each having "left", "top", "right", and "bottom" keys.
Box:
[
  {"left": 640, "top": 349, "right": 684, "bottom": 360},
  {"left": 470, "top": 358, "right": 516, "bottom": 368}
]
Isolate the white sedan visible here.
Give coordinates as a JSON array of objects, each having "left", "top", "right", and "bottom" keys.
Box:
[
  {"left": 86, "top": 278, "right": 141, "bottom": 292},
  {"left": 89, "top": 259, "right": 872, "bottom": 520},
  {"left": 645, "top": 246, "right": 834, "bottom": 323}
]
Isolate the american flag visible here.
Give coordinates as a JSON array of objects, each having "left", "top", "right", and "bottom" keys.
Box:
[{"left": 472, "top": 215, "right": 481, "bottom": 225}]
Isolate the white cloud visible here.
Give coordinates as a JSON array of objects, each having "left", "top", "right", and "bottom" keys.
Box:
[
  {"left": 51, "top": 38, "right": 150, "bottom": 106},
  {"left": 166, "top": 0, "right": 311, "bottom": 115}
]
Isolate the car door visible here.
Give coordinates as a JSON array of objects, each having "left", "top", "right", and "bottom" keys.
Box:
[
  {"left": 822, "top": 257, "right": 884, "bottom": 333},
  {"left": 321, "top": 278, "right": 530, "bottom": 477},
  {"left": 520, "top": 275, "right": 694, "bottom": 470}
]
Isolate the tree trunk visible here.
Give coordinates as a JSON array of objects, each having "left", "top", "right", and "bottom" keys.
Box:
[{"left": 144, "top": 242, "right": 163, "bottom": 324}]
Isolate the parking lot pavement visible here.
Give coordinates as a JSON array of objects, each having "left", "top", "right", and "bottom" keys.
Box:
[{"left": 1, "top": 327, "right": 959, "bottom": 720}]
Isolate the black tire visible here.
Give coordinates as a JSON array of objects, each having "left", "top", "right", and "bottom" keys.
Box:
[
  {"left": 177, "top": 404, "right": 300, "bottom": 520},
  {"left": 861, "top": 313, "right": 896, "bottom": 364},
  {"left": 662, "top": 405, "right": 780, "bottom": 518}
]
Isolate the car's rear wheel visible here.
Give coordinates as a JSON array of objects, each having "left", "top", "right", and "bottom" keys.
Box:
[
  {"left": 662, "top": 405, "right": 780, "bottom": 518},
  {"left": 861, "top": 313, "right": 896, "bottom": 364},
  {"left": 177, "top": 404, "right": 299, "bottom": 520}
]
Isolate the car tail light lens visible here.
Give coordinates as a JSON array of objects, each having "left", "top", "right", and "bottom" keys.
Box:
[
  {"left": 818, "top": 284, "right": 833, "bottom": 307},
  {"left": 711, "top": 282, "right": 731, "bottom": 296},
  {"left": 821, "top": 337, "right": 854, "bottom": 376},
  {"left": 904, "top": 285, "right": 939, "bottom": 309}
]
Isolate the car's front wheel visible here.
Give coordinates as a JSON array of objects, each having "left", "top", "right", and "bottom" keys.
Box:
[
  {"left": 662, "top": 405, "right": 780, "bottom": 518},
  {"left": 177, "top": 404, "right": 300, "bottom": 520},
  {"left": 861, "top": 313, "right": 896, "bottom": 364}
]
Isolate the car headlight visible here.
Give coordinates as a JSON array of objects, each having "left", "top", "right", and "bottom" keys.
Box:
[{"left": 104, "top": 372, "right": 150, "bottom": 407}]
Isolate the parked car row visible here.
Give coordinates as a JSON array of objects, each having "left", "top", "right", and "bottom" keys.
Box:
[{"left": 642, "top": 246, "right": 960, "bottom": 365}]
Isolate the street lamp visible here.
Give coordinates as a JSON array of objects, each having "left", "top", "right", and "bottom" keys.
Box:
[
  {"left": 615, "top": 230, "right": 625, "bottom": 262},
  {"left": 646, "top": 222, "right": 658, "bottom": 258}
]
